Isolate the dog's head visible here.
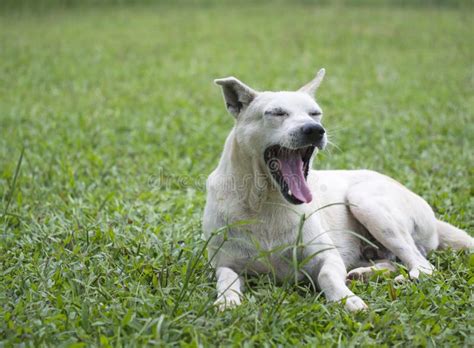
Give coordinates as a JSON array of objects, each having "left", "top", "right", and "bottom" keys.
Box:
[{"left": 215, "top": 69, "right": 327, "bottom": 205}]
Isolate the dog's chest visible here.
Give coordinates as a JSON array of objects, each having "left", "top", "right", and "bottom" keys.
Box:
[
  {"left": 218, "top": 206, "right": 308, "bottom": 277},
  {"left": 240, "top": 205, "right": 302, "bottom": 246}
]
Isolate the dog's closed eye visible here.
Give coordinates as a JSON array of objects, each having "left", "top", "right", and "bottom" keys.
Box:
[
  {"left": 265, "top": 108, "right": 289, "bottom": 117},
  {"left": 309, "top": 110, "right": 322, "bottom": 117}
]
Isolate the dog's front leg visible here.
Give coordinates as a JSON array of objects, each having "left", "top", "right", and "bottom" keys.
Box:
[
  {"left": 316, "top": 255, "right": 367, "bottom": 311},
  {"left": 303, "top": 228, "right": 367, "bottom": 311},
  {"left": 214, "top": 266, "right": 244, "bottom": 311}
]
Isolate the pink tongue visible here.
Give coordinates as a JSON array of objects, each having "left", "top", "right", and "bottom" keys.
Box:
[{"left": 278, "top": 153, "right": 313, "bottom": 203}]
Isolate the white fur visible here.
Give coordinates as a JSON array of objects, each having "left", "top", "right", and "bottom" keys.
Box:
[{"left": 204, "top": 70, "right": 473, "bottom": 311}]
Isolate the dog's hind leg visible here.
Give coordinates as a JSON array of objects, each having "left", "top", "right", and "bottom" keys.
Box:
[
  {"left": 346, "top": 259, "right": 397, "bottom": 283},
  {"left": 347, "top": 185, "right": 435, "bottom": 281}
]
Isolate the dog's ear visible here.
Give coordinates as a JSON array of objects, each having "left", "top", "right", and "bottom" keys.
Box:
[
  {"left": 298, "top": 68, "right": 325, "bottom": 96},
  {"left": 214, "top": 77, "right": 258, "bottom": 117}
]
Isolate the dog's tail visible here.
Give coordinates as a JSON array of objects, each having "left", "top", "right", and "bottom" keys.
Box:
[{"left": 437, "top": 220, "right": 473, "bottom": 250}]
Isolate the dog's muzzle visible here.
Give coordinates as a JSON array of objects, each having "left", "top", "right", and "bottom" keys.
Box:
[{"left": 264, "top": 144, "right": 316, "bottom": 205}]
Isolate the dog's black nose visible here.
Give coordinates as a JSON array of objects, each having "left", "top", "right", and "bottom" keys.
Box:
[{"left": 301, "top": 123, "right": 325, "bottom": 142}]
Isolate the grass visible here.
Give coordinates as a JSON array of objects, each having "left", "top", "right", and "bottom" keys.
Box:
[{"left": 0, "top": 2, "right": 473, "bottom": 346}]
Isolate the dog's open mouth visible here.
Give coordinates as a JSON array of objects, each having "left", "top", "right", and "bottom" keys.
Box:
[{"left": 264, "top": 145, "right": 315, "bottom": 205}]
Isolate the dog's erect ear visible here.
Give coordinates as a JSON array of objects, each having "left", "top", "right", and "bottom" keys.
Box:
[
  {"left": 214, "top": 77, "right": 258, "bottom": 117},
  {"left": 298, "top": 68, "right": 326, "bottom": 96}
]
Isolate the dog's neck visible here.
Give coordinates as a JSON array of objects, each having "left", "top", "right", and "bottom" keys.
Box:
[{"left": 215, "top": 128, "right": 280, "bottom": 212}]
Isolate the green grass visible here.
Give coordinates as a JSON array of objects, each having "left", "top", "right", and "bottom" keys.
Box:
[{"left": 1, "top": 2, "right": 473, "bottom": 346}]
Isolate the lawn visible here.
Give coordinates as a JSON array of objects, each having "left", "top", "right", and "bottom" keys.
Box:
[{"left": 1, "top": 1, "right": 473, "bottom": 346}]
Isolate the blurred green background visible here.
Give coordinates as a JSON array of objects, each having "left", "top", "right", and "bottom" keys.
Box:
[{"left": 1, "top": 0, "right": 473, "bottom": 346}]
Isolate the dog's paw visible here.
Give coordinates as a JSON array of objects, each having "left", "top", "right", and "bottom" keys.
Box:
[
  {"left": 346, "top": 267, "right": 371, "bottom": 283},
  {"left": 344, "top": 296, "right": 368, "bottom": 312},
  {"left": 409, "top": 265, "right": 433, "bottom": 279},
  {"left": 394, "top": 274, "right": 408, "bottom": 283},
  {"left": 395, "top": 264, "right": 434, "bottom": 283},
  {"left": 214, "top": 293, "right": 241, "bottom": 311}
]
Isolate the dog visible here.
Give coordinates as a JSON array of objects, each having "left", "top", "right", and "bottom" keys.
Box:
[{"left": 202, "top": 69, "right": 473, "bottom": 311}]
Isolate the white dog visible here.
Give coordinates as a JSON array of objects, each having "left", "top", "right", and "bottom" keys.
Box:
[{"left": 203, "top": 69, "right": 473, "bottom": 311}]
